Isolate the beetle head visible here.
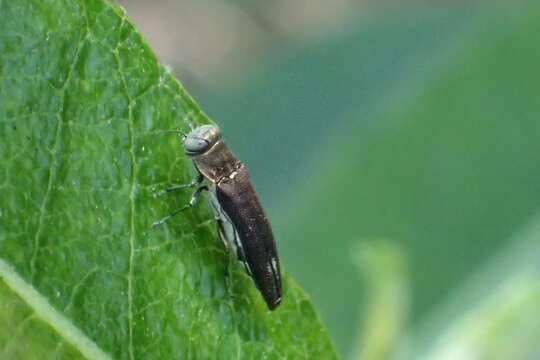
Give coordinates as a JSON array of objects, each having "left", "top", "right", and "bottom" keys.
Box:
[{"left": 183, "top": 125, "right": 221, "bottom": 156}]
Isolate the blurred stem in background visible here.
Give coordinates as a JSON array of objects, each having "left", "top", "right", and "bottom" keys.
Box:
[
  {"left": 351, "top": 240, "right": 409, "bottom": 360},
  {"left": 351, "top": 215, "right": 540, "bottom": 360},
  {"left": 409, "top": 214, "right": 540, "bottom": 360}
]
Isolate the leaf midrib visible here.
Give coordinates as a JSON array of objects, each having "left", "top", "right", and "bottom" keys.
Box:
[{"left": 0, "top": 258, "right": 112, "bottom": 360}]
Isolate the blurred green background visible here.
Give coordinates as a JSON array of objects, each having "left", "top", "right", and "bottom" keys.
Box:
[{"left": 118, "top": 0, "right": 540, "bottom": 358}]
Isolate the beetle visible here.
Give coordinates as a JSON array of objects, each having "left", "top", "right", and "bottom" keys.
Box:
[{"left": 152, "top": 124, "right": 282, "bottom": 310}]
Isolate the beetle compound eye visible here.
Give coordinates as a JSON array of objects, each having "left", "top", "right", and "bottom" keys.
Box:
[{"left": 183, "top": 137, "right": 210, "bottom": 155}]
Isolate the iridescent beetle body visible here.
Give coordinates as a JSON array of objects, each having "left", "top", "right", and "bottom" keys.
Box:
[{"left": 153, "top": 125, "right": 282, "bottom": 310}]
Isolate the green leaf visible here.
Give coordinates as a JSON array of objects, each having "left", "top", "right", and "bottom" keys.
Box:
[{"left": 0, "top": 0, "right": 338, "bottom": 359}]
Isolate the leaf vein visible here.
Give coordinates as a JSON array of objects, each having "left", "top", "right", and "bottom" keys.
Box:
[
  {"left": 110, "top": 26, "right": 137, "bottom": 360},
  {"left": 29, "top": 32, "right": 85, "bottom": 280}
]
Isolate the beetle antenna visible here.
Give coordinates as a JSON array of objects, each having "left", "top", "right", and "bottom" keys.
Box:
[
  {"left": 155, "top": 130, "right": 187, "bottom": 139},
  {"left": 184, "top": 110, "right": 198, "bottom": 131}
]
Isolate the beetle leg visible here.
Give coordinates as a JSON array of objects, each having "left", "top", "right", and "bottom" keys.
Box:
[
  {"left": 155, "top": 175, "right": 203, "bottom": 197},
  {"left": 224, "top": 244, "right": 237, "bottom": 302},
  {"left": 151, "top": 185, "right": 208, "bottom": 228}
]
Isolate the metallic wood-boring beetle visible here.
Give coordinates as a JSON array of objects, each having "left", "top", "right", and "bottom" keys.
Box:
[{"left": 152, "top": 125, "right": 282, "bottom": 310}]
